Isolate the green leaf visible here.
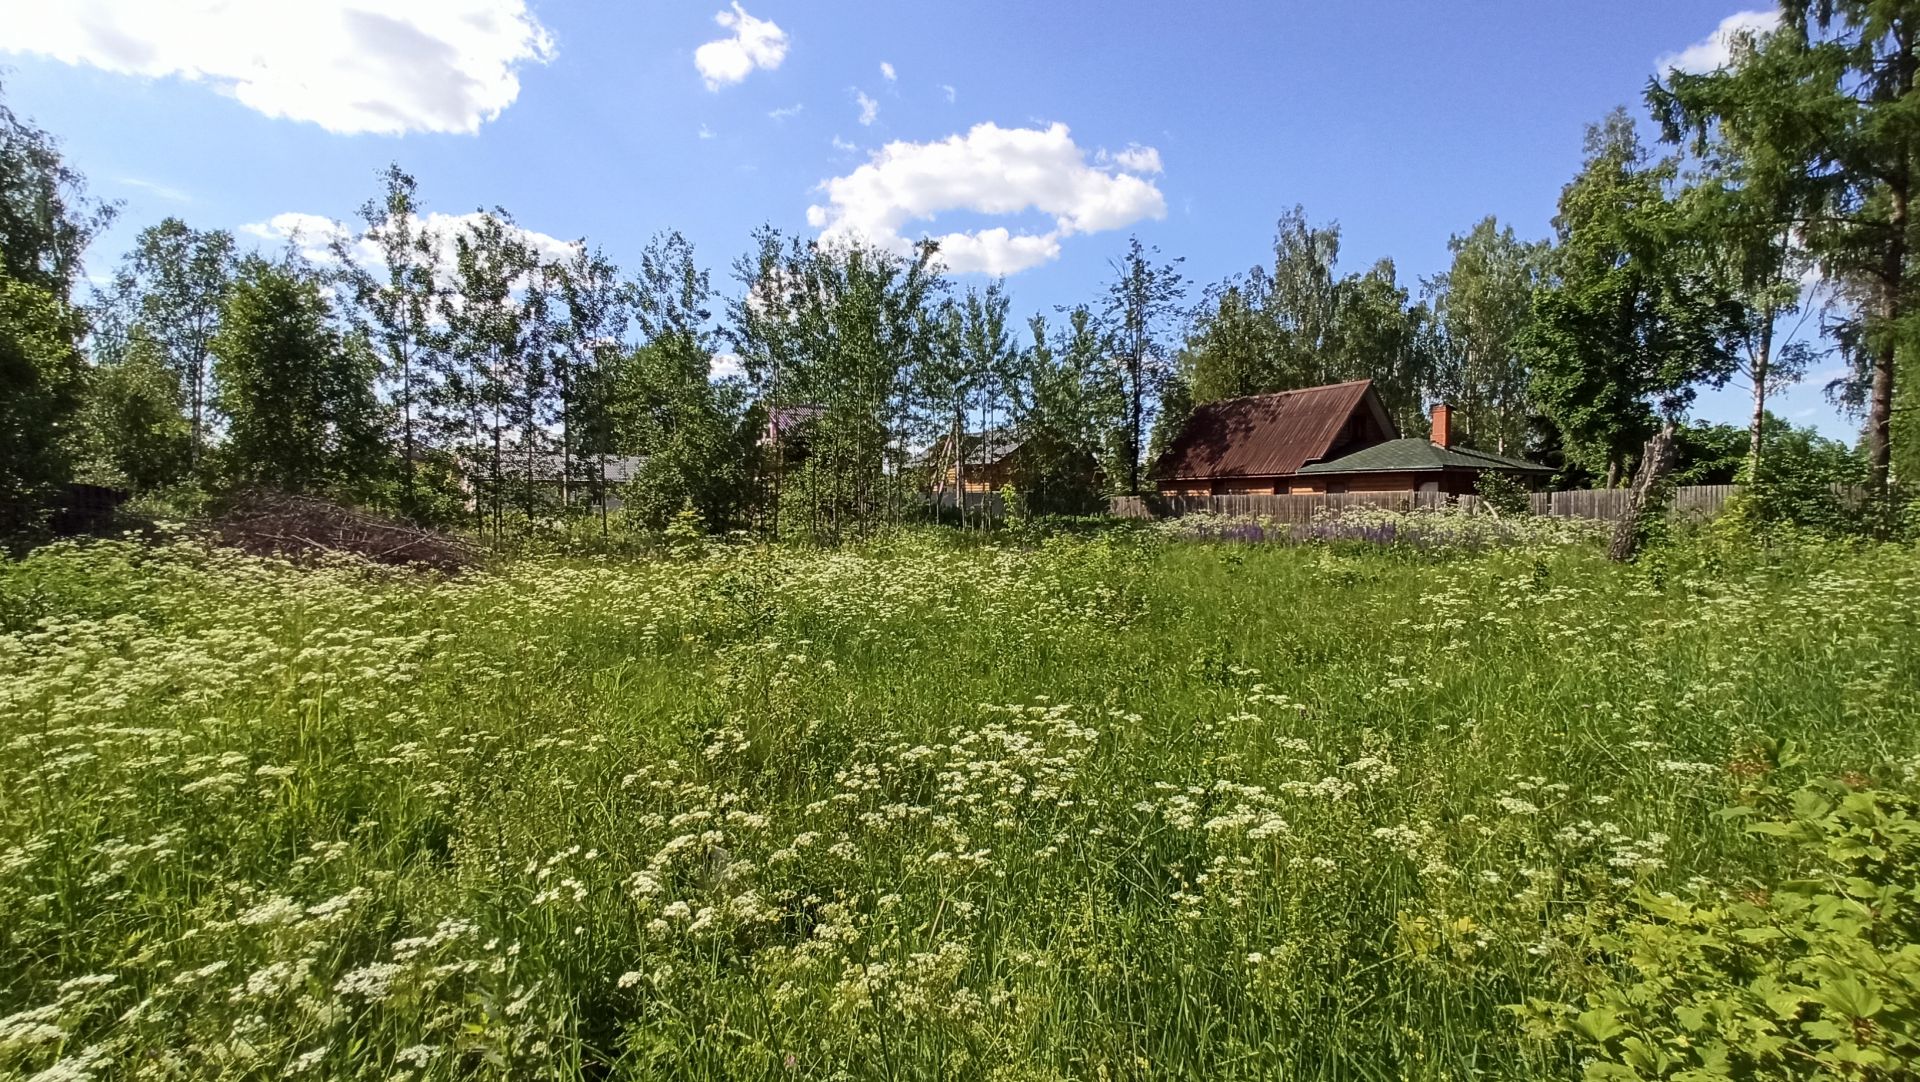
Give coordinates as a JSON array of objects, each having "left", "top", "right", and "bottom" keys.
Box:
[
  {"left": 1762, "top": 988, "right": 1807, "bottom": 1021},
  {"left": 1576, "top": 1007, "right": 1627, "bottom": 1043},
  {"left": 1818, "top": 976, "right": 1883, "bottom": 1020}
]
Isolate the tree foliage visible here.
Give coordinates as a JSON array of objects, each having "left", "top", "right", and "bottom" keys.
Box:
[
  {"left": 1524, "top": 110, "right": 1745, "bottom": 485},
  {"left": 0, "top": 80, "right": 113, "bottom": 301},
  {"left": 0, "top": 277, "right": 84, "bottom": 531},
  {"left": 438, "top": 210, "right": 542, "bottom": 537},
  {"left": 103, "top": 218, "right": 236, "bottom": 472},
  {"left": 729, "top": 229, "right": 942, "bottom": 541},
  {"left": 1103, "top": 236, "right": 1186, "bottom": 495},
  {"left": 337, "top": 164, "right": 444, "bottom": 514},
  {"left": 211, "top": 256, "right": 379, "bottom": 495},
  {"left": 1651, "top": 1, "right": 1920, "bottom": 500},
  {"left": 0, "top": 82, "right": 113, "bottom": 534},
  {"left": 1426, "top": 217, "right": 1547, "bottom": 454},
  {"left": 77, "top": 333, "right": 190, "bottom": 492},
  {"left": 1184, "top": 207, "right": 1434, "bottom": 436},
  {"left": 621, "top": 232, "right": 751, "bottom": 530},
  {"left": 1010, "top": 309, "right": 1120, "bottom": 512}
]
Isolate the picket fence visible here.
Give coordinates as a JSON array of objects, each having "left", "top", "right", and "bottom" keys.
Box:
[{"left": 1108, "top": 484, "right": 1739, "bottom": 524}]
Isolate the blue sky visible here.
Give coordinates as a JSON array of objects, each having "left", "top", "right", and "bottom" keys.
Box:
[{"left": 0, "top": 0, "right": 1853, "bottom": 439}]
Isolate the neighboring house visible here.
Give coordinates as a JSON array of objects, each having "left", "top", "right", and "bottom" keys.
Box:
[
  {"left": 762, "top": 404, "right": 825, "bottom": 447},
  {"left": 1154, "top": 379, "right": 1550, "bottom": 496},
  {"left": 928, "top": 427, "right": 1023, "bottom": 499},
  {"left": 926, "top": 428, "right": 1103, "bottom": 508},
  {"left": 483, "top": 451, "right": 648, "bottom": 511}
]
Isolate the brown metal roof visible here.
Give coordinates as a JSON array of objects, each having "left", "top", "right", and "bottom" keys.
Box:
[{"left": 1154, "top": 380, "right": 1387, "bottom": 480}]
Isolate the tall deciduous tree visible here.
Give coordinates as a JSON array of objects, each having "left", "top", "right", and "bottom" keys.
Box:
[
  {"left": 552, "top": 243, "right": 632, "bottom": 526},
  {"left": 1102, "top": 235, "right": 1186, "bottom": 494},
  {"left": 1013, "top": 307, "right": 1121, "bottom": 508},
  {"left": 1652, "top": 2, "right": 1917, "bottom": 501},
  {"left": 1425, "top": 217, "right": 1547, "bottom": 453},
  {"left": 212, "top": 256, "right": 379, "bottom": 494},
  {"left": 0, "top": 80, "right": 114, "bottom": 302},
  {"left": 622, "top": 231, "right": 750, "bottom": 530},
  {"left": 78, "top": 332, "right": 191, "bottom": 492},
  {"left": 1184, "top": 207, "right": 1340, "bottom": 403},
  {"left": 960, "top": 280, "right": 1016, "bottom": 447},
  {"left": 1184, "top": 208, "right": 1434, "bottom": 431},
  {"left": 1327, "top": 258, "right": 1432, "bottom": 433},
  {"left": 0, "top": 81, "right": 111, "bottom": 532},
  {"left": 1183, "top": 278, "right": 1280, "bottom": 403},
  {"left": 956, "top": 281, "right": 1016, "bottom": 525},
  {"left": 1690, "top": 176, "right": 1819, "bottom": 479},
  {"left": 108, "top": 218, "right": 236, "bottom": 472},
  {"left": 1523, "top": 110, "right": 1745, "bottom": 485},
  {"left": 1265, "top": 206, "right": 1342, "bottom": 383},
  {"left": 340, "top": 164, "right": 442, "bottom": 515},
  {"left": 0, "top": 277, "right": 85, "bottom": 531},
  {"left": 730, "top": 229, "right": 942, "bottom": 541},
  {"left": 916, "top": 297, "right": 973, "bottom": 509},
  {"left": 440, "top": 210, "right": 538, "bottom": 538}
]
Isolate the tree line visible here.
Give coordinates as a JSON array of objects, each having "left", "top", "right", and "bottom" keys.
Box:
[{"left": 3, "top": 3, "right": 1913, "bottom": 543}]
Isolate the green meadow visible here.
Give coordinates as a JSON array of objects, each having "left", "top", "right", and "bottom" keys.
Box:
[{"left": 3, "top": 521, "right": 1917, "bottom": 1080}]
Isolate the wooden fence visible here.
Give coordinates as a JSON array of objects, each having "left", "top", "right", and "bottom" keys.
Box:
[{"left": 1110, "top": 484, "right": 1740, "bottom": 523}]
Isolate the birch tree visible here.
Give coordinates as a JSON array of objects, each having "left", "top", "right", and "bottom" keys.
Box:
[{"left": 1102, "top": 236, "right": 1186, "bottom": 494}]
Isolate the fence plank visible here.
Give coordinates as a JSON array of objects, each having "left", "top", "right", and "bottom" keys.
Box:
[{"left": 1110, "top": 485, "right": 1747, "bottom": 523}]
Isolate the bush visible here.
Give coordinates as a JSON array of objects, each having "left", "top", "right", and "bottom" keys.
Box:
[
  {"left": 1475, "top": 471, "right": 1534, "bottom": 517},
  {"left": 1520, "top": 754, "right": 1920, "bottom": 1080}
]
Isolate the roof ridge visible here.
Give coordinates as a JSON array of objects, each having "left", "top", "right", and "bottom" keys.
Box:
[
  {"left": 1440, "top": 443, "right": 1550, "bottom": 469},
  {"left": 1192, "top": 378, "right": 1373, "bottom": 408}
]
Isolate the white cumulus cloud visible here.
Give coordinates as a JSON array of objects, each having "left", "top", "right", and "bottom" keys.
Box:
[
  {"left": 1102, "top": 144, "right": 1163, "bottom": 174},
  {"left": 694, "top": 3, "right": 788, "bottom": 90},
  {"left": 1659, "top": 9, "right": 1781, "bottom": 73},
  {"left": 855, "top": 90, "right": 879, "bottom": 126},
  {"left": 710, "top": 351, "right": 746, "bottom": 380},
  {"left": 0, "top": 0, "right": 555, "bottom": 135},
  {"left": 805, "top": 121, "right": 1167, "bottom": 275},
  {"left": 880, "top": 61, "right": 896, "bottom": 82}
]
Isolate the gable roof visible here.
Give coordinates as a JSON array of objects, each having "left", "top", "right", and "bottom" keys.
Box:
[
  {"left": 1294, "top": 438, "right": 1553, "bottom": 475},
  {"left": 763, "top": 403, "right": 825, "bottom": 444},
  {"left": 1154, "top": 380, "right": 1390, "bottom": 480},
  {"left": 930, "top": 427, "right": 1022, "bottom": 466},
  {"left": 497, "top": 452, "right": 648, "bottom": 483}
]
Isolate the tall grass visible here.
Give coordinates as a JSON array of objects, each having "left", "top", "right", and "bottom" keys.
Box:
[{"left": 2, "top": 525, "right": 1916, "bottom": 1080}]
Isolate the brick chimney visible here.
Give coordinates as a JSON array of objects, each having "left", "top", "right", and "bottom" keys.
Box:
[{"left": 1429, "top": 403, "right": 1453, "bottom": 449}]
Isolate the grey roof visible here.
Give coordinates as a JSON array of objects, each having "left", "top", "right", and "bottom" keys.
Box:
[
  {"left": 497, "top": 452, "right": 648, "bottom": 483},
  {"left": 1294, "top": 438, "right": 1552, "bottom": 475},
  {"left": 956, "top": 427, "right": 1022, "bottom": 465}
]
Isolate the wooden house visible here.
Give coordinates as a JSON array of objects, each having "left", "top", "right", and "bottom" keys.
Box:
[
  {"left": 1154, "top": 380, "right": 1550, "bottom": 496},
  {"left": 926, "top": 428, "right": 1102, "bottom": 508},
  {"left": 928, "top": 428, "right": 1022, "bottom": 500},
  {"left": 480, "top": 451, "right": 647, "bottom": 512}
]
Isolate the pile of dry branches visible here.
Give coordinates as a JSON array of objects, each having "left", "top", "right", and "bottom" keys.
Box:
[{"left": 213, "top": 491, "right": 479, "bottom": 573}]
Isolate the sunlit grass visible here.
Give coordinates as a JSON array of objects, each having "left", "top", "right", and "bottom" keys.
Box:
[{"left": 3, "top": 523, "right": 1917, "bottom": 1080}]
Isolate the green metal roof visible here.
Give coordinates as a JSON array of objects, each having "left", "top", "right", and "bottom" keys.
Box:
[{"left": 1294, "top": 438, "right": 1553, "bottom": 475}]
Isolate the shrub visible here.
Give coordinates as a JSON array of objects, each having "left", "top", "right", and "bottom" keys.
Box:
[
  {"left": 1475, "top": 471, "right": 1534, "bottom": 517},
  {"left": 1519, "top": 757, "right": 1920, "bottom": 1080}
]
